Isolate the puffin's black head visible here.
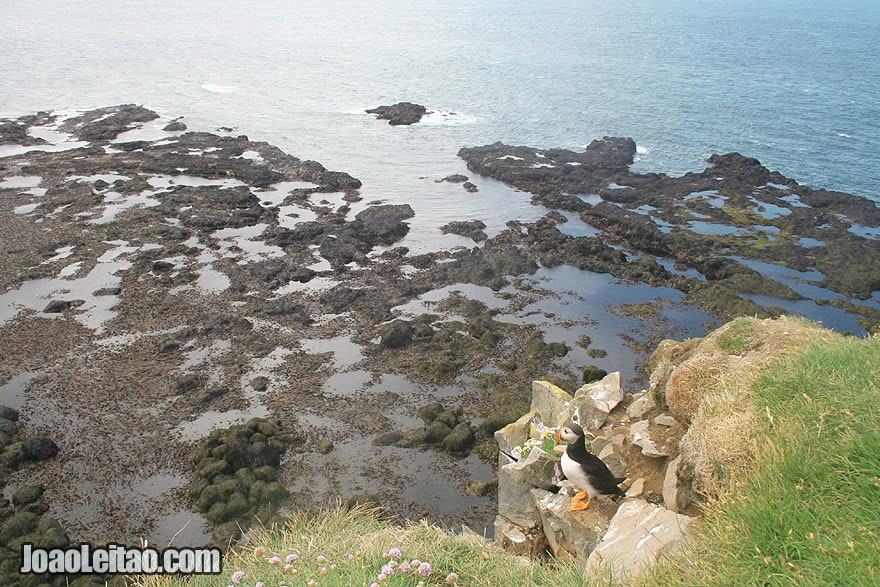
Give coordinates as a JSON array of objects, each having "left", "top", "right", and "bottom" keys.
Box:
[{"left": 555, "top": 422, "right": 585, "bottom": 444}]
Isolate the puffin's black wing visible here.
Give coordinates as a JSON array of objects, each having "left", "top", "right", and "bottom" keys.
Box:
[{"left": 581, "top": 453, "right": 625, "bottom": 496}]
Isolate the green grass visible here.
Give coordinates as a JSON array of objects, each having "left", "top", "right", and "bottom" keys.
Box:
[
  {"left": 135, "top": 506, "right": 584, "bottom": 587},
  {"left": 638, "top": 334, "right": 880, "bottom": 586}
]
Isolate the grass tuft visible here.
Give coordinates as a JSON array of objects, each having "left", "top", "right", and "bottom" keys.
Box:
[{"left": 637, "top": 333, "right": 880, "bottom": 585}]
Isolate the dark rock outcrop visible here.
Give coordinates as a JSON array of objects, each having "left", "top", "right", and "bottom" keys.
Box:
[{"left": 366, "top": 102, "right": 428, "bottom": 126}]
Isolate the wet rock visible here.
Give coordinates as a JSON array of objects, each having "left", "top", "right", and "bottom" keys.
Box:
[
  {"left": 587, "top": 499, "right": 694, "bottom": 580},
  {"left": 43, "top": 300, "right": 84, "bottom": 313},
  {"left": 189, "top": 418, "right": 294, "bottom": 543},
  {"left": 347, "top": 204, "right": 415, "bottom": 246},
  {"left": 416, "top": 402, "right": 446, "bottom": 424},
  {"left": 158, "top": 340, "right": 180, "bottom": 353},
  {"left": 198, "top": 387, "right": 228, "bottom": 404},
  {"left": 163, "top": 121, "right": 187, "bottom": 132},
  {"left": 25, "top": 437, "right": 59, "bottom": 461},
  {"left": 11, "top": 486, "right": 43, "bottom": 508},
  {"left": 250, "top": 376, "right": 269, "bottom": 392},
  {"left": 380, "top": 319, "right": 415, "bottom": 349},
  {"left": 0, "top": 511, "right": 39, "bottom": 543},
  {"left": 92, "top": 287, "right": 122, "bottom": 296},
  {"left": 0, "top": 419, "right": 15, "bottom": 439},
  {"left": 462, "top": 181, "right": 479, "bottom": 193},
  {"left": 151, "top": 260, "right": 174, "bottom": 273},
  {"left": 441, "top": 422, "right": 475, "bottom": 452},
  {"left": 438, "top": 174, "right": 469, "bottom": 183},
  {"left": 176, "top": 373, "right": 203, "bottom": 392},
  {"left": 372, "top": 431, "right": 403, "bottom": 446},
  {"left": 366, "top": 102, "right": 428, "bottom": 126},
  {"left": 629, "top": 419, "right": 669, "bottom": 458},
  {"left": 59, "top": 104, "right": 159, "bottom": 143},
  {"left": 424, "top": 421, "right": 453, "bottom": 444},
  {"left": 0, "top": 407, "right": 19, "bottom": 422},
  {"left": 440, "top": 220, "right": 487, "bottom": 242}
]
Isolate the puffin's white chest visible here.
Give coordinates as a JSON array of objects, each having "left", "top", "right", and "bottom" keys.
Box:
[{"left": 561, "top": 451, "right": 599, "bottom": 497}]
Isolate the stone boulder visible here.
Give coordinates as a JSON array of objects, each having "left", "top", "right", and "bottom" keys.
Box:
[
  {"left": 531, "top": 489, "right": 617, "bottom": 567},
  {"left": 530, "top": 380, "right": 573, "bottom": 427},
  {"left": 494, "top": 516, "right": 548, "bottom": 558},
  {"left": 562, "top": 372, "right": 623, "bottom": 431},
  {"left": 494, "top": 411, "right": 538, "bottom": 463},
  {"left": 497, "top": 448, "right": 560, "bottom": 529},
  {"left": 586, "top": 499, "right": 694, "bottom": 581},
  {"left": 629, "top": 419, "right": 670, "bottom": 458}
]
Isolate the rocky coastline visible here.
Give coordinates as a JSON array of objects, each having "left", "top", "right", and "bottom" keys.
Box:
[{"left": 1, "top": 105, "right": 878, "bottom": 567}]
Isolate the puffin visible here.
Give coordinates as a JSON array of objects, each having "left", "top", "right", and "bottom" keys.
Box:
[{"left": 556, "top": 422, "right": 625, "bottom": 511}]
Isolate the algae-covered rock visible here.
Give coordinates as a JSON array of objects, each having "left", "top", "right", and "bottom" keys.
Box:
[
  {"left": 190, "top": 417, "right": 294, "bottom": 543},
  {"left": 441, "top": 423, "right": 475, "bottom": 452}
]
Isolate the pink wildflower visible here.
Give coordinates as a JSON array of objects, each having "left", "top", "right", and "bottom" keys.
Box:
[
  {"left": 283, "top": 564, "right": 293, "bottom": 571},
  {"left": 410, "top": 559, "right": 421, "bottom": 568},
  {"left": 316, "top": 555, "right": 328, "bottom": 563},
  {"left": 347, "top": 553, "right": 356, "bottom": 562},
  {"left": 418, "top": 562, "right": 433, "bottom": 576},
  {"left": 320, "top": 567, "right": 328, "bottom": 575},
  {"left": 230, "top": 570, "right": 245, "bottom": 583},
  {"left": 268, "top": 556, "right": 282, "bottom": 565},
  {"left": 387, "top": 547, "right": 402, "bottom": 559},
  {"left": 399, "top": 562, "right": 412, "bottom": 573},
  {"left": 255, "top": 583, "right": 264, "bottom": 587},
  {"left": 381, "top": 564, "right": 395, "bottom": 576},
  {"left": 307, "top": 581, "right": 318, "bottom": 587},
  {"left": 285, "top": 553, "right": 299, "bottom": 563}
]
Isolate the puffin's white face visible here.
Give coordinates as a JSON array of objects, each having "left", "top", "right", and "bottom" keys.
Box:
[{"left": 557, "top": 425, "right": 582, "bottom": 444}]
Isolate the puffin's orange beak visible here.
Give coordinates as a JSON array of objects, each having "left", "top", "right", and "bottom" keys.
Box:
[{"left": 555, "top": 428, "right": 562, "bottom": 443}]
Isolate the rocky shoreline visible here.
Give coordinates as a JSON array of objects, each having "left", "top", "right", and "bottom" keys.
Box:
[{"left": 1, "top": 105, "right": 878, "bottom": 559}]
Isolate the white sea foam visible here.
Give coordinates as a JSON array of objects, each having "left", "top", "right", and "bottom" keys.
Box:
[
  {"left": 636, "top": 145, "right": 650, "bottom": 155},
  {"left": 418, "top": 110, "right": 476, "bottom": 126},
  {"left": 201, "top": 83, "right": 238, "bottom": 94}
]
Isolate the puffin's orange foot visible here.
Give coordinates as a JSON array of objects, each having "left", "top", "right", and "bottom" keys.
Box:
[
  {"left": 574, "top": 491, "right": 588, "bottom": 501},
  {"left": 569, "top": 496, "right": 592, "bottom": 511}
]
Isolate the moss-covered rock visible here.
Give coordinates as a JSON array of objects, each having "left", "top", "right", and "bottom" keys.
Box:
[
  {"left": 190, "top": 417, "right": 295, "bottom": 544},
  {"left": 441, "top": 423, "right": 476, "bottom": 452}
]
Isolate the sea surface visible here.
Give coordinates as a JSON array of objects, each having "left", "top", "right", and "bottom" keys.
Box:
[{"left": 2, "top": 0, "right": 878, "bottom": 204}]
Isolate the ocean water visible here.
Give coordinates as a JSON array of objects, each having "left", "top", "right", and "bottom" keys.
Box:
[{"left": 2, "top": 0, "right": 879, "bottom": 204}]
